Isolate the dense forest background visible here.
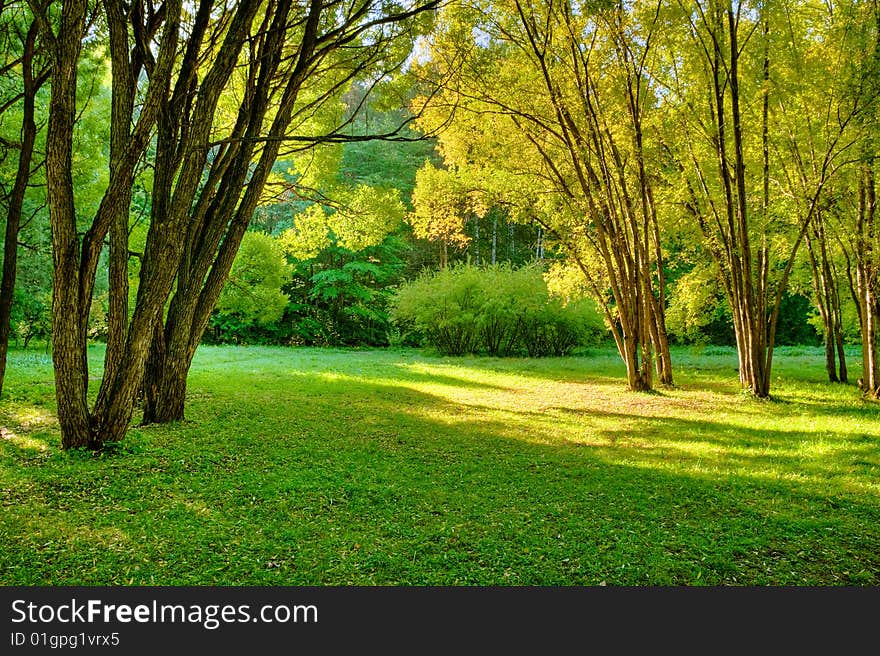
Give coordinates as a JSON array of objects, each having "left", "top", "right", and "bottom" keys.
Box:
[{"left": 1, "top": 59, "right": 833, "bottom": 353}]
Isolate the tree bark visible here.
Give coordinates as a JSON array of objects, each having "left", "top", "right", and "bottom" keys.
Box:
[
  {"left": 101, "top": 0, "right": 137, "bottom": 389},
  {"left": 806, "top": 213, "right": 848, "bottom": 383},
  {"left": 44, "top": 0, "right": 439, "bottom": 447},
  {"left": 561, "top": 2, "right": 670, "bottom": 391},
  {"left": 45, "top": 0, "right": 92, "bottom": 448},
  {"left": 682, "top": 2, "right": 847, "bottom": 399},
  {"left": 45, "top": 0, "right": 195, "bottom": 448}
]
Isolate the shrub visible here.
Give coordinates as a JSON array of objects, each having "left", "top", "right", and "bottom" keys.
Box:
[
  {"left": 478, "top": 266, "right": 543, "bottom": 355},
  {"left": 215, "top": 232, "right": 291, "bottom": 328},
  {"left": 391, "top": 264, "right": 484, "bottom": 355},
  {"left": 390, "top": 263, "right": 606, "bottom": 356},
  {"left": 519, "top": 297, "right": 603, "bottom": 357},
  {"left": 11, "top": 290, "right": 51, "bottom": 349}
]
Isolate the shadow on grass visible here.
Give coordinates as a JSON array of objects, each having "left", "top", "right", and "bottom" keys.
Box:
[
  {"left": 184, "top": 366, "right": 880, "bottom": 507},
  {"left": 2, "top": 347, "right": 879, "bottom": 585}
]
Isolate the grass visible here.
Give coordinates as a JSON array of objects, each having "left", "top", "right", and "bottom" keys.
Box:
[{"left": 1, "top": 343, "right": 879, "bottom": 586}]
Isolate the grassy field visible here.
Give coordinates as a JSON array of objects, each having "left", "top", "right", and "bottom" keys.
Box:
[{"left": 1, "top": 343, "right": 878, "bottom": 586}]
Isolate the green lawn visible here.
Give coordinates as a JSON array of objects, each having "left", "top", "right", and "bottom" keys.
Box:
[{"left": 1, "top": 344, "right": 878, "bottom": 585}]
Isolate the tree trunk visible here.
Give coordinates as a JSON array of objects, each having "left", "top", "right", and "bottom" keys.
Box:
[
  {"left": 141, "top": 317, "right": 167, "bottom": 424},
  {"left": 648, "top": 292, "right": 673, "bottom": 386},
  {"left": 101, "top": 0, "right": 137, "bottom": 388},
  {"left": 473, "top": 215, "right": 480, "bottom": 265},
  {"left": 491, "top": 215, "right": 497, "bottom": 265},
  {"left": 147, "top": 364, "right": 188, "bottom": 423},
  {"left": 807, "top": 230, "right": 838, "bottom": 382},
  {"left": 44, "top": 0, "right": 200, "bottom": 448},
  {"left": 857, "top": 161, "right": 880, "bottom": 397},
  {"left": 508, "top": 222, "right": 514, "bottom": 261},
  {"left": 143, "top": 0, "right": 321, "bottom": 424},
  {"left": 834, "top": 311, "right": 848, "bottom": 384},
  {"left": 807, "top": 212, "right": 849, "bottom": 383},
  {"left": 44, "top": 0, "right": 94, "bottom": 449},
  {"left": 622, "top": 329, "right": 651, "bottom": 392}
]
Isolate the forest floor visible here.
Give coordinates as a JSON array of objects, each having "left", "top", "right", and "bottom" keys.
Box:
[{"left": 1, "top": 343, "right": 878, "bottom": 585}]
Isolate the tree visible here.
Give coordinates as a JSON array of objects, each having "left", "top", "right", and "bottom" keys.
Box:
[
  {"left": 854, "top": 158, "right": 880, "bottom": 396},
  {"left": 141, "top": 0, "right": 437, "bottom": 425},
  {"left": 835, "top": 144, "right": 880, "bottom": 398},
  {"left": 411, "top": 0, "right": 674, "bottom": 391},
  {"left": 0, "top": 1, "right": 50, "bottom": 396},
  {"left": 40, "top": 0, "right": 439, "bottom": 447},
  {"left": 408, "top": 161, "right": 474, "bottom": 268},
  {"left": 660, "top": 0, "right": 862, "bottom": 397},
  {"left": 214, "top": 231, "right": 291, "bottom": 329},
  {"left": 842, "top": 2, "right": 880, "bottom": 398},
  {"left": 804, "top": 210, "right": 849, "bottom": 382},
  {"left": 39, "top": 0, "right": 214, "bottom": 449}
]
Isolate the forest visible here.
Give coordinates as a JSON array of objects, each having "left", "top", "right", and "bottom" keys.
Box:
[{"left": 1, "top": 0, "right": 879, "bottom": 588}]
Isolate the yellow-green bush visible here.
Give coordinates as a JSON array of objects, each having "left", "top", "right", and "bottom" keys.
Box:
[{"left": 390, "top": 264, "right": 606, "bottom": 356}]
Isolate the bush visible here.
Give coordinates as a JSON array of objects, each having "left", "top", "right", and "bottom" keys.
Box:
[
  {"left": 519, "top": 298, "right": 603, "bottom": 357},
  {"left": 390, "top": 263, "right": 606, "bottom": 356},
  {"left": 11, "top": 290, "right": 51, "bottom": 348},
  {"left": 391, "top": 264, "right": 483, "bottom": 354},
  {"left": 215, "top": 232, "right": 291, "bottom": 327}
]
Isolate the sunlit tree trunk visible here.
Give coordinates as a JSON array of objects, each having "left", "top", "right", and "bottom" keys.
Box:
[
  {"left": 856, "top": 161, "right": 880, "bottom": 397},
  {"left": 679, "top": 1, "right": 851, "bottom": 398},
  {"left": 491, "top": 215, "right": 497, "bottom": 265},
  {"left": 806, "top": 213, "right": 848, "bottom": 383}
]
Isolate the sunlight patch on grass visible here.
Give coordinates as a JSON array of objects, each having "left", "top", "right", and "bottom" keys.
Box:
[
  {"left": 1, "top": 428, "right": 50, "bottom": 453},
  {"left": 0, "top": 403, "right": 57, "bottom": 453},
  {"left": 180, "top": 498, "right": 214, "bottom": 517},
  {"left": 1, "top": 403, "right": 57, "bottom": 432}
]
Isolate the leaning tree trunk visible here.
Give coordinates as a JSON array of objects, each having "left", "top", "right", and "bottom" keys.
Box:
[
  {"left": 143, "top": 0, "right": 319, "bottom": 423},
  {"left": 647, "top": 283, "right": 673, "bottom": 386},
  {"left": 568, "top": 244, "right": 655, "bottom": 393},
  {"left": 127, "top": 0, "right": 436, "bottom": 430},
  {"left": 144, "top": 0, "right": 443, "bottom": 424}
]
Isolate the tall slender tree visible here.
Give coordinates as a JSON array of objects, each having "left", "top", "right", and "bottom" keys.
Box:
[
  {"left": 804, "top": 211, "right": 848, "bottom": 382},
  {"left": 412, "top": 0, "right": 674, "bottom": 391},
  {"left": 0, "top": 2, "right": 50, "bottom": 397},
  {"left": 663, "top": 0, "right": 861, "bottom": 397}
]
